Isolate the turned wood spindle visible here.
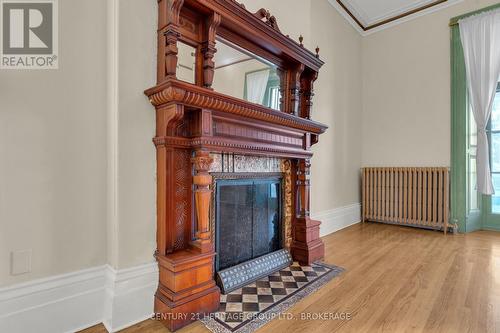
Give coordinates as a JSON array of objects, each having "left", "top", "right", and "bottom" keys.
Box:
[
  {"left": 202, "top": 13, "right": 221, "bottom": 88},
  {"left": 290, "top": 64, "right": 305, "bottom": 115},
  {"left": 296, "top": 159, "right": 311, "bottom": 218},
  {"left": 191, "top": 150, "right": 214, "bottom": 252}
]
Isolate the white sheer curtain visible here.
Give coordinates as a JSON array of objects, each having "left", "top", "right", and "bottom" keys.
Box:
[
  {"left": 459, "top": 9, "right": 500, "bottom": 195},
  {"left": 246, "top": 69, "right": 270, "bottom": 104}
]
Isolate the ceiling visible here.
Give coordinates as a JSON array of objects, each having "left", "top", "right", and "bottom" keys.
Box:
[{"left": 329, "top": 0, "right": 462, "bottom": 34}]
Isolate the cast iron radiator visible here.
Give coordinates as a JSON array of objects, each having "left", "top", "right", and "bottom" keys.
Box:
[{"left": 362, "top": 167, "right": 451, "bottom": 233}]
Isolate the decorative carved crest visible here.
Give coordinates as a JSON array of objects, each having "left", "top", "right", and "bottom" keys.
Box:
[{"left": 253, "top": 8, "right": 280, "bottom": 32}]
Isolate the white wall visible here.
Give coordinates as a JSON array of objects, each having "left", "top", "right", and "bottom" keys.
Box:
[
  {"left": 0, "top": 0, "right": 108, "bottom": 287},
  {"left": 239, "top": 0, "right": 312, "bottom": 47},
  {"left": 310, "top": 0, "right": 363, "bottom": 211},
  {"left": 115, "top": 0, "right": 157, "bottom": 269},
  {"left": 361, "top": 0, "right": 500, "bottom": 167}
]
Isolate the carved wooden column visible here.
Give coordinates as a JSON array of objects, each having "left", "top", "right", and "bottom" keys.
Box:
[
  {"left": 277, "top": 68, "right": 287, "bottom": 112},
  {"left": 289, "top": 64, "right": 305, "bottom": 115},
  {"left": 291, "top": 158, "right": 325, "bottom": 265},
  {"left": 164, "top": 27, "right": 180, "bottom": 78},
  {"left": 296, "top": 159, "right": 311, "bottom": 217},
  {"left": 300, "top": 71, "right": 318, "bottom": 119},
  {"left": 191, "top": 150, "right": 214, "bottom": 252},
  {"left": 201, "top": 13, "right": 221, "bottom": 88},
  {"left": 157, "top": 0, "right": 184, "bottom": 81}
]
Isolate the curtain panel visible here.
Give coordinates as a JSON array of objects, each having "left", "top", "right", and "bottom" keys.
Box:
[{"left": 459, "top": 9, "right": 500, "bottom": 195}]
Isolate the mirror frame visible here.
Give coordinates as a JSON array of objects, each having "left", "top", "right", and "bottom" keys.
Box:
[{"left": 155, "top": 0, "right": 323, "bottom": 119}]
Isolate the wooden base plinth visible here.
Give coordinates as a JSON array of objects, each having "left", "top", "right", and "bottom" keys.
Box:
[
  {"left": 155, "top": 287, "right": 219, "bottom": 331},
  {"left": 291, "top": 217, "right": 325, "bottom": 265},
  {"left": 154, "top": 249, "right": 220, "bottom": 331}
]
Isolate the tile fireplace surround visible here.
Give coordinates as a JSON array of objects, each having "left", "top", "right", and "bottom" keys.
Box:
[{"left": 209, "top": 153, "right": 282, "bottom": 173}]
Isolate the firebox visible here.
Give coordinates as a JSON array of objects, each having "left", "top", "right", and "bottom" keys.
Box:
[{"left": 214, "top": 177, "right": 282, "bottom": 272}]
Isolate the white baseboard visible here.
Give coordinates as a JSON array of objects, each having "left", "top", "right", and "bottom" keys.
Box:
[
  {"left": 313, "top": 203, "right": 361, "bottom": 237},
  {"left": 0, "top": 262, "right": 158, "bottom": 333},
  {"left": 103, "top": 262, "right": 158, "bottom": 333},
  {"left": 0, "top": 266, "right": 106, "bottom": 333}
]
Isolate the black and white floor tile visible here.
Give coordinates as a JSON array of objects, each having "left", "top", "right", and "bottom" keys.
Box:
[{"left": 200, "top": 261, "right": 344, "bottom": 333}]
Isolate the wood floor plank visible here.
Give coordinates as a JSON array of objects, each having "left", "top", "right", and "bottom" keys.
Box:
[{"left": 80, "top": 223, "right": 500, "bottom": 333}]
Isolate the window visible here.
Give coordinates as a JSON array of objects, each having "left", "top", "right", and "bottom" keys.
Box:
[
  {"left": 468, "top": 106, "right": 478, "bottom": 211},
  {"left": 488, "top": 83, "right": 500, "bottom": 213},
  {"left": 450, "top": 3, "right": 500, "bottom": 231}
]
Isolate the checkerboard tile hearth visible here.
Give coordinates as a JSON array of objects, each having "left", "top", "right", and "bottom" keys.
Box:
[{"left": 200, "top": 261, "right": 344, "bottom": 333}]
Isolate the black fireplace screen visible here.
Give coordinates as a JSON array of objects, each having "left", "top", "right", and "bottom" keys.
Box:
[{"left": 215, "top": 177, "right": 282, "bottom": 271}]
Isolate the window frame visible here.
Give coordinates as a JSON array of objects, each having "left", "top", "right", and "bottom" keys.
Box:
[{"left": 485, "top": 83, "right": 500, "bottom": 214}]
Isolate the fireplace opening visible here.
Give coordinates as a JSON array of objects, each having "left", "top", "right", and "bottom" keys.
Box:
[{"left": 215, "top": 177, "right": 282, "bottom": 272}]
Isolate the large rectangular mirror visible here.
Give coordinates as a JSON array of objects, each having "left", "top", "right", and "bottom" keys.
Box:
[{"left": 212, "top": 38, "right": 282, "bottom": 110}]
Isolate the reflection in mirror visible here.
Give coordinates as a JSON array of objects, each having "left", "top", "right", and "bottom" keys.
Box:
[
  {"left": 177, "top": 42, "right": 196, "bottom": 84},
  {"left": 212, "top": 39, "right": 281, "bottom": 110}
]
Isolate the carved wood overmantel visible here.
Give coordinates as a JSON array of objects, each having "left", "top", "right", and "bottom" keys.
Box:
[{"left": 145, "top": 0, "right": 327, "bottom": 330}]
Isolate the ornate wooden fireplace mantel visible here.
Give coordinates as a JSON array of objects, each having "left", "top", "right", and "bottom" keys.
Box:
[{"left": 144, "top": 0, "right": 327, "bottom": 330}]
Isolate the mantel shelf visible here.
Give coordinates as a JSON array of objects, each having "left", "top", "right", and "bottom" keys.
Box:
[{"left": 145, "top": 79, "right": 328, "bottom": 135}]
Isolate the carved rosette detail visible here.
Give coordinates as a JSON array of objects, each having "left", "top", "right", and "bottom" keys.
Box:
[{"left": 281, "top": 159, "right": 293, "bottom": 250}]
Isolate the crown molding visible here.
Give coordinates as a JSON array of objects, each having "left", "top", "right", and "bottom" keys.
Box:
[{"left": 328, "top": 0, "right": 464, "bottom": 36}]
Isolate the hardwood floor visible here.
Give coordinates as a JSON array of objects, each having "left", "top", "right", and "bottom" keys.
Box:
[{"left": 81, "top": 222, "right": 500, "bottom": 333}]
